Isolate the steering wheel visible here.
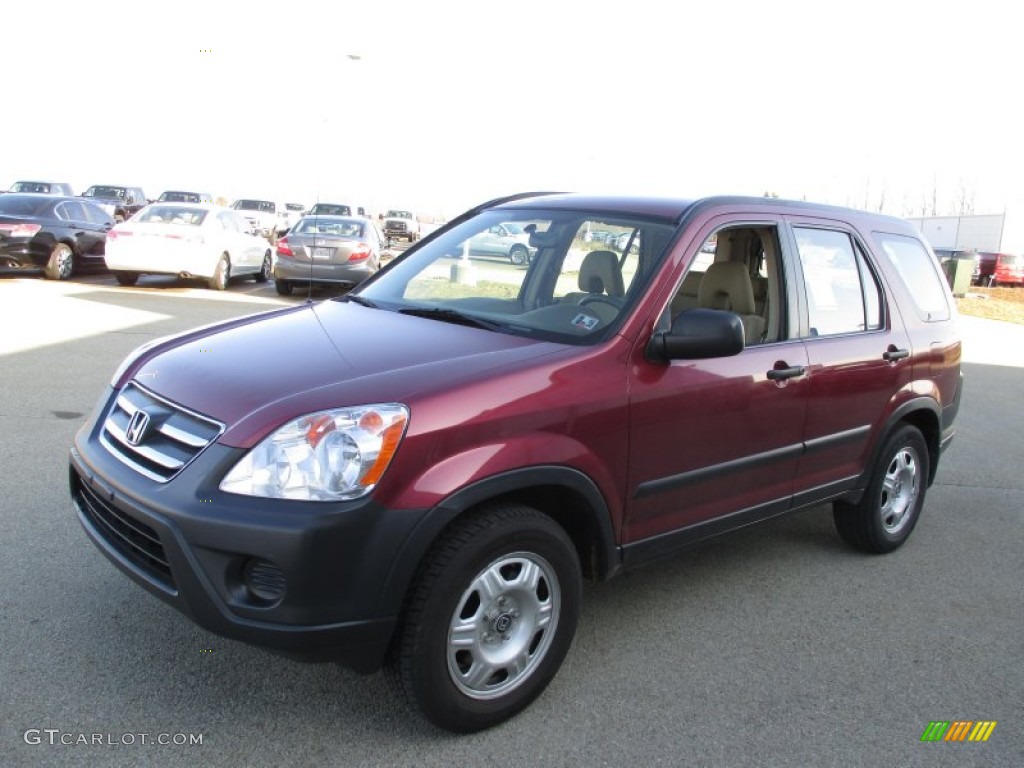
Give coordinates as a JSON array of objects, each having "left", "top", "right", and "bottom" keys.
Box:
[{"left": 579, "top": 295, "right": 625, "bottom": 310}]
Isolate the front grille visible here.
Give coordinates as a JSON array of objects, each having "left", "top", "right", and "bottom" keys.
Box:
[
  {"left": 74, "top": 476, "right": 175, "bottom": 589},
  {"left": 100, "top": 382, "right": 223, "bottom": 482},
  {"left": 387, "top": 222, "right": 407, "bottom": 233}
]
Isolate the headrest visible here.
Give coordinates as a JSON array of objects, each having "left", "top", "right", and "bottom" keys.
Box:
[{"left": 578, "top": 250, "right": 624, "bottom": 296}]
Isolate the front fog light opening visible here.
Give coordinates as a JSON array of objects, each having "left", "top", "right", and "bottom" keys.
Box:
[{"left": 242, "top": 557, "right": 287, "bottom": 604}]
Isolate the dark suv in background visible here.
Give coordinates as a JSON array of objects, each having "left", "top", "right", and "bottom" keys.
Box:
[
  {"left": 80, "top": 185, "right": 148, "bottom": 222},
  {"left": 70, "top": 192, "right": 961, "bottom": 732}
]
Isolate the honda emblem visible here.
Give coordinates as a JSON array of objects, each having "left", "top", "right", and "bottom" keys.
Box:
[{"left": 125, "top": 410, "right": 151, "bottom": 446}]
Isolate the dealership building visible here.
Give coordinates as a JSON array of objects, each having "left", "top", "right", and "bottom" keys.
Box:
[{"left": 906, "top": 212, "right": 1023, "bottom": 256}]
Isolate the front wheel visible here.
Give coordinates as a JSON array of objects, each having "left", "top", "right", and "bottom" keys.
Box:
[
  {"left": 509, "top": 245, "right": 529, "bottom": 266},
  {"left": 208, "top": 254, "right": 230, "bottom": 290},
  {"left": 833, "top": 424, "right": 929, "bottom": 553},
  {"left": 391, "top": 503, "right": 581, "bottom": 733},
  {"left": 45, "top": 243, "right": 74, "bottom": 280},
  {"left": 113, "top": 271, "right": 139, "bottom": 286}
]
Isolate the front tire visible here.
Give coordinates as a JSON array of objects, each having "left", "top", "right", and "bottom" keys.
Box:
[
  {"left": 208, "top": 254, "right": 230, "bottom": 290},
  {"left": 833, "top": 424, "right": 929, "bottom": 553},
  {"left": 391, "top": 504, "right": 581, "bottom": 733},
  {"left": 509, "top": 245, "right": 528, "bottom": 266},
  {"left": 45, "top": 243, "right": 74, "bottom": 280},
  {"left": 113, "top": 271, "right": 139, "bottom": 286}
]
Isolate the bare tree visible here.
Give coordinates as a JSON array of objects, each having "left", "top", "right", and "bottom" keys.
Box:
[{"left": 955, "top": 178, "right": 976, "bottom": 216}]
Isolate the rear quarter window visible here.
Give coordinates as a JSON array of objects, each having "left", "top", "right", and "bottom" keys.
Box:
[{"left": 871, "top": 232, "right": 951, "bottom": 322}]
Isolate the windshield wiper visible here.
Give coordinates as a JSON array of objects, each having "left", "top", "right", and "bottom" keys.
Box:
[
  {"left": 338, "top": 294, "right": 379, "bottom": 309},
  {"left": 398, "top": 307, "right": 502, "bottom": 330}
]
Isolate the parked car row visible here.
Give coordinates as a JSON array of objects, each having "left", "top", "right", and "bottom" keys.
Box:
[{"left": 0, "top": 192, "right": 391, "bottom": 294}]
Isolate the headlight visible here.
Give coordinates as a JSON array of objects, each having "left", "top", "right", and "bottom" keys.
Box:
[{"left": 219, "top": 404, "right": 409, "bottom": 501}]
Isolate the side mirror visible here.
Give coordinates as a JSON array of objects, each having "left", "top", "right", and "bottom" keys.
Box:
[{"left": 646, "top": 308, "right": 745, "bottom": 362}]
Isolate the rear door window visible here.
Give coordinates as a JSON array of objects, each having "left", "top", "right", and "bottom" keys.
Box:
[{"left": 794, "top": 227, "right": 884, "bottom": 336}]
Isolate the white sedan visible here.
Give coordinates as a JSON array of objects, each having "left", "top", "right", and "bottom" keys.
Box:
[{"left": 104, "top": 203, "right": 274, "bottom": 290}]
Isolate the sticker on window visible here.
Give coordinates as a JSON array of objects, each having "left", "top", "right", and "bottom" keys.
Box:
[{"left": 572, "top": 313, "right": 600, "bottom": 330}]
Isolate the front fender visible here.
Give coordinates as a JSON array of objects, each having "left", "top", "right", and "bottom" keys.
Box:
[{"left": 375, "top": 465, "right": 621, "bottom": 621}]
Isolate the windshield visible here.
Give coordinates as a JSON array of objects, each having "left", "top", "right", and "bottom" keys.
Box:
[
  {"left": 356, "top": 208, "right": 675, "bottom": 344},
  {"left": 309, "top": 204, "right": 351, "bottom": 215},
  {"left": 134, "top": 205, "right": 208, "bottom": 225},
  {"left": 159, "top": 191, "right": 202, "bottom": 202},
  {"left": 387, "top": 210, "right": 412, "bottom": 219},
  {"left": 83, "top": 186, "right": 126, "bottom": 199},
  {"left": 11, "top": 182, "right": 54, "bottom": 193}
]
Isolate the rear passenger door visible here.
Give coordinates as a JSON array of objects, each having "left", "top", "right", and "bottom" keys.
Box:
[
  {"left": 785, "top": 217, "right": 914, "bottom": 504},
  {"left": 623, "top": 216, "right": 809, "bottom": 551},
  {"left": 56, "top": 201, "right": 104, "bottom": 256}
]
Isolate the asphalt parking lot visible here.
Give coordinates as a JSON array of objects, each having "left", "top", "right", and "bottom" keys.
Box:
[{"left": 1, "top": 275, "right": 1021, "bottom": 767}]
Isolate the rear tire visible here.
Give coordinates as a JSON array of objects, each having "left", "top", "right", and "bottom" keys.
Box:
[
  {"left": 113, "top": 271, "right": 139, "bottom": 286},
  {"left": 833, "top": 424, "right": 929, "bottom": 553},
  {"left": 208, "top": 254, "right": 230, "bottom": 291},
  {"left": 509, "top": 245, "right": 528, "bottom": 266},
  {"left": 255, "top": 251, "right": 272, "bottom": 282},
  {"left": 274, "top": 279, "right": 293, "bottom": 296},
  {"left": 390, "top": 503, "right": 581, "bottom": 733},
  {"left": 45, "top": 243, "right": 74, "bottom": 280}
]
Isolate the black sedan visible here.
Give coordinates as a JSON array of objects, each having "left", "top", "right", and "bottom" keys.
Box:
[{"left": 0, "top": 194, "right": 114, "bottom": 280}]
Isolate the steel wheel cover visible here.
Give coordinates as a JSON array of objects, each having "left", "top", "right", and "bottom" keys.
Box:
[
  {"left": 447, "top": 552, "right": 560, "bottom": 700},
  {"left": 880, "top": 445, "right": 920, "bottom": 535}
]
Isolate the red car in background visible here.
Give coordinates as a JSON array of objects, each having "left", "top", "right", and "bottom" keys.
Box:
[{"left": 992, "top": 253, "right": 1024, "bottom": 286}]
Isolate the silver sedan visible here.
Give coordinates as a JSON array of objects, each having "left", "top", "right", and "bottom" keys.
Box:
[{"left": 273, "top": 215, "right": 383, "bottom": 295}]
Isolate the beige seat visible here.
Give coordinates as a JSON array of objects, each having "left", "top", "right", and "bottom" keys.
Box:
[
  {"left": 578, "top": 250, "right": 624, "bottom": 297},
  {"left": 671, "top": 271, "right": 704, "bottom": 315},
  {"left": 561, "top": 250, "right": 625, "bottom": 304},
  {"left": 698, "top": 261, "right": 765, "bottom": 344}
]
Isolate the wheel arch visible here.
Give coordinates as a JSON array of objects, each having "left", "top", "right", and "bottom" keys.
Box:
[
  {"left": 873, "top": 398, "right": 942, "bottom": 487},
  {"left": 57, "top": 237, "right": 80, "bottom": 256},
  {"left": 378, "top": 466, "right": 620, "bottom": 619}
]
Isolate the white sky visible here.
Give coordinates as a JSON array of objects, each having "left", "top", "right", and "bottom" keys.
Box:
[{"left": 6, "top": 0, "right": 1021, "bottom": 222}]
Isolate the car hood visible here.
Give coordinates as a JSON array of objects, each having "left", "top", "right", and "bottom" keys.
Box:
[{"left": 131, "top": 300, "right": 565, "bottom": 447}]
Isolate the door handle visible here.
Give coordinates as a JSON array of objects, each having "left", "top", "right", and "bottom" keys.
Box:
[
  {"left": 883, "top": 347, "right": 910, "bottom": 362},
  {"left": 767, "top": 364, "right": 806, "bottom": 381}
]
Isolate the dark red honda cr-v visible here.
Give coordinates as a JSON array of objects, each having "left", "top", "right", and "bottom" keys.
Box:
[{"left": 70, "top": 193, "right": 962, "bottom": 732}]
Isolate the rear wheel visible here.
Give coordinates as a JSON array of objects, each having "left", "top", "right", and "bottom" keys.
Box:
[
  {"left": 255, "top": 251, "right": 272, "bottom": 282},
  {"left": 45, "top": 243, "right": 74, "bottom": 280},
  {"left": 208, "top": 254, "right": 230, "bottom": 290},
  {"left": 833, "top": 424, "right": 929, "bottom": 553},
  {"left": 113, "top": 271, "right": 139, "bottom": 286},
  {"left": 274, "top": 279, "right": 293, "bottom": 296},
  {"left": 390, "top": 503, "right": 581, "bottom": 733},
  {"left": 509, "top": 245, "right": 528, "bottom": 266}
]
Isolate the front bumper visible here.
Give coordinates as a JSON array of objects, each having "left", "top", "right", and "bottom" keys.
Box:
[{"left": 70, "top": 387, "right": 428, "bottom": 670}]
